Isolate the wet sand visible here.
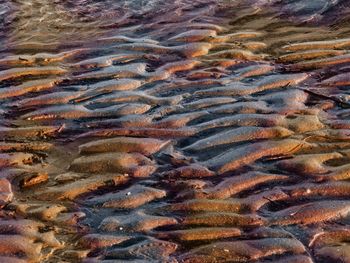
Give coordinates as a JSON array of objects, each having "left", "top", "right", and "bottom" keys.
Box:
[{"left": 1, "top": 0, "right": 350, "bottom": 262}]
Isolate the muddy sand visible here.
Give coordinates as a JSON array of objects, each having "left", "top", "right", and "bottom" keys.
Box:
[{"left": 1, "top": 0, "right": 350, "bottom": 262}]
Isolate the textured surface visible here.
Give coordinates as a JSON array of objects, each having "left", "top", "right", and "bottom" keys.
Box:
[{"left": 1, "top": 0, "right": 350, "bottom": 262}]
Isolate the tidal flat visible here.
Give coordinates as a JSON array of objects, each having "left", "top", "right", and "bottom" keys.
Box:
[{"left": 1, "top": 0, "right": 350, "bottom": 262}]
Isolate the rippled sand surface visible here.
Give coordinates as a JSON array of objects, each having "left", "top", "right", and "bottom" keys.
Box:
[{"left": 1, "top": 0, "right": 350, "bottom": 262}]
